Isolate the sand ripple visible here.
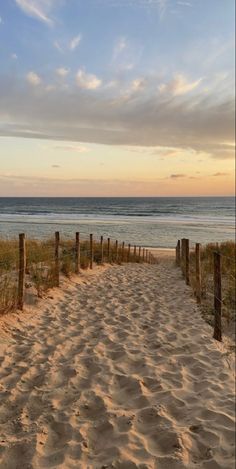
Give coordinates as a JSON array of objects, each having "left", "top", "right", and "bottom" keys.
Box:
[{"left": 0, "top": 260, "right": 235, "bottom": 468}]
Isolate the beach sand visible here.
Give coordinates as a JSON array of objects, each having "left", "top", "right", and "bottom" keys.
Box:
[{"left": 0, "top": 255, "right": 235, "bottom": 469}]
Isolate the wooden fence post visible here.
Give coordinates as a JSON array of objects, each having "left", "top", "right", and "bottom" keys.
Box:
[
  {"left": 90, "top": 234, "right": 93, "bottom": 269},
  {"left": 185, "top": 239, "right": 190, "bottom": 285},
  {"left": 100, "top": 236, "right": 104, "bottom": 264},
  {"left": 122, "top": 242, "right": 125, "bottom": 262},
  {"left": 181, "top": 238, "right": 185, "bottom": 275},
  {"left": 143, "top": 248, "right": 145, "bottom": 261},
  {"left": 176, "top": 240, "right": 181, "bottom": 266},
  {"left": 145, "top": 250, "right": 148, "bottom": 263},
  {"left": 134, "top": 245, "right": 137, "bottom": 260},
  {"left": 55, "top": 231, "right": 60, "bottom": 287},
  {"left": 107, "top": 238, "right": 111, "bottom": 263},
  {"left": 195, "top": 243, "right": 201, "bottom": 304},
  {"left": 127, "top": 244, "right": 131, "bottom": 262},
  {"left": 75, "top": 232, "right": 80, "bottom": 274},
  {"left": 115, "top": 240, "right": 118, "bottom": 263},
  {"left": 213, "top": 252, "right": 222, "bottom": 341},
  {"left": 139, "top": 247, "right": 141, "bottom": 262},
  {"left": 17, "top": 233, "right": 26, "bottom": 310}
]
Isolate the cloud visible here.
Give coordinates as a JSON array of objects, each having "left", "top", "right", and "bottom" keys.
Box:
[
  {"left": 26, "top": 71, "right": 42, "bottom": 85},
  {"left": 130, "top": 78, "right": 146, "bottom": 93},
  {"left": 177, "top": 1, "right": 192, "bottom": 6},
  {"left": 56, "top": 67, "right": 69, "bottom": 77},
  {"left": 11, "top": 53, "right": 18, "bottom": 60},
  {"left": 76, "top": 69, "right": 102, "bottom": 90},
  {"left": 112, "top": 36, "right": 140, "bottom": 72},
  {"left": 212, "top": 172, "right": 229, "bottom": 177},
  {"left": 112, "top": 78, "right": 146, "bottom": 104},
  {"left": 70, "top": 34, "right": 82, "bottom": 51},
  {"left": 54, "top": 144, "right": 90, "bottom": 153},
  {"left": 0, "top": 72, "right": 234, "bottom": 161},
  {"left": 0, "top": 16, "right": 3, "bottom": 24},
  {"left": 52, "top": 164, "right": 60, "bottom": 168},
  {"left": 113, "top": 37, "right": 127, "bottom": 60},
  {"left": 170, "top": 174, "right": 186, "bottom": 179},
  {"left": 159, "top": 74, "right": 203, "bottom": 96},
  {"left": 54, "top": 40, "right": 64, "bottom": 53},
  {"left": 192, "top": 143, "right": 235, "bottom": 160},
  {"left": 157, "top": 0, "right": 168, "bottom": 20},
  {"left": 104, "top": 80, "right": 119, "bottom": 89},
  {"left": 15, "top": 0, "right": 56, "bottom": 25}
]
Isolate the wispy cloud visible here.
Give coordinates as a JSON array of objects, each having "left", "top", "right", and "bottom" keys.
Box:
[
  {"left": 0, "top": 72, "right": 234, "bottom": 160},
  {"left": 130, "top": 78, "right": 146, "bottom": 93},
  {"left": 15, "top": 0, "right": 56, "bottom": 25},
  {"left": 170, "top": 174, "right": 186, "bottom": 179},
  {"left": 112, "top": 77, "right": 146, "bottom": 104},
  {"left": 54, "top": 144, "right": 90, "bottom": 153},
  {"left": 102, "top": 0, "right": 169, "bottom": 19},
  {"left": 212, "top": 172, "right": 229, "bottom": 177},
  {"left": 157, "top": 0, "right": 168, "bottom": 20},
  {"left": 113, "top": 37, "right": 127, "bottom": 60},
  {"left": 112, "top": 36, "right": 141, "bottom": 72},
  {"left": 159, "top": 74, "right": 203, "bottom": 96},
  {"left": 54, "top": 35, "right": 82, "bottom": 54},
  {"left": 54, "top": 40, "right": 64, "bottom": 53},
  {"left": 26, "top": 71, "right": 42, "bottom": 85},
  {"left": 69, "top": 34, "right": 82, "bottom": 51},
  {"left": 177, "top": 1, "right": 192, "bottom": 6},
  {"left": 76, "top": 69, "right": 102, "bottom": 90},
  {"left": 56, "top": 67, "right": 70, "bottom": 77}
]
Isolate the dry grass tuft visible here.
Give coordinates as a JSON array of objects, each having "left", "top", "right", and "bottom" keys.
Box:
[
  {"left": 189, "top": 241, "right": 235, "bottom": 336},
  {"left": 0, "top": 236, "right": 146, "bottom": 314}
]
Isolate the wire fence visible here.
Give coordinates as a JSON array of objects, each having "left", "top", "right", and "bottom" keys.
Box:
[
  {"left": 0, "top": 232, "right": 156, "bottom": 314},
  {"left": 175, "top": 238, "right": 236, "bottom": 342}
]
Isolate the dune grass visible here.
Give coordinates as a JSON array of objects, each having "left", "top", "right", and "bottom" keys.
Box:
[
  {"left": 0, "top": 237, "right": 146, "bottom": 314},
  {"left": 189, "top": 241, "right": 236, "bottom": 332}
]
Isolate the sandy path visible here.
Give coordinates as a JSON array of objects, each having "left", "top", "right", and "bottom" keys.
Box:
[{"left": 0, "top": 260, "right": 235, "bottom": 469}]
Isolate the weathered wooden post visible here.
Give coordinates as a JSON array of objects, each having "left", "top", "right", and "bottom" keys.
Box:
[
  {"left": 185, "top": 239, "right": 190, "bottom": 285},
  {"left": 134, "top": 245, "right": 137, "bottom": 260},
  {"left": 142, "top": 248, "right": 145, "bottom": 261},
  {"left": 127, "top": 244, "right": 131, "bottom": 262},
  {"left": 107, "top": 237, "right": 111, "bottom": 263},
  {"left": 75, "top": 232, "right": 80, "bottom": 274},
  {"left": 100, "top": 235, "right": 104, "bottom": 264},
  {"left": 195, "top": 243, "right": 201, "bottom": 304},
  {"left": 115, "top": 240, "right": 118, "bottom": 263},
  {"left": 213, "top": 251, "right": 222, "bottom": 341},
  {"left": 90, "top": 234, "right": 94, "bottom": 269},
  {"left": 176, "top": 240, "right": 181, "bottom": 266},
  {"left": 145, "top": 250, "right": 148, "bottom": 263},
  {"left": 181, "top": 238, "right": 185, "bottom": 275},
  {"left": 17, "top": 233, "right": 26, "bottom": 310},
  {"left": 138, "top": 247, "right": 141, "bottom": 262},
  {"left": 122, "top": 242, "right": 125, "bottom": 262},
  {"left": 55, "top": 231, "right": 60, "bottom": 287}
]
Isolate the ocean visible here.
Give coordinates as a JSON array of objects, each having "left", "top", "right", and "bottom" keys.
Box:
[{"left": 0, "top": 197, "right": 234, "bottom": 248}]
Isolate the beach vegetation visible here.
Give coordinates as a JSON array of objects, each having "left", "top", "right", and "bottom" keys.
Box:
[
  {"left": 189, "top": 241, "right": 236, "bottom": 336},
  {"left": 0, "top": 236, "right": 145, "bottom": 314}
]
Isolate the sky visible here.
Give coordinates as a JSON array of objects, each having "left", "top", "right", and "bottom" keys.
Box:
[{"left": 0, "top": 0, "right": 235, "bottom": 196}]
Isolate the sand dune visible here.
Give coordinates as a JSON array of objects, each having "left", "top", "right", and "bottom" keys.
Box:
[{"left": 0, "top": 258, "right": 235, "bottom": 469}]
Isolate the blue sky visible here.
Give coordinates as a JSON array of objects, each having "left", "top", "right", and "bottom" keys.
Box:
[{"left": 0, "top": 0, "right": 235, "bottom": 196}]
